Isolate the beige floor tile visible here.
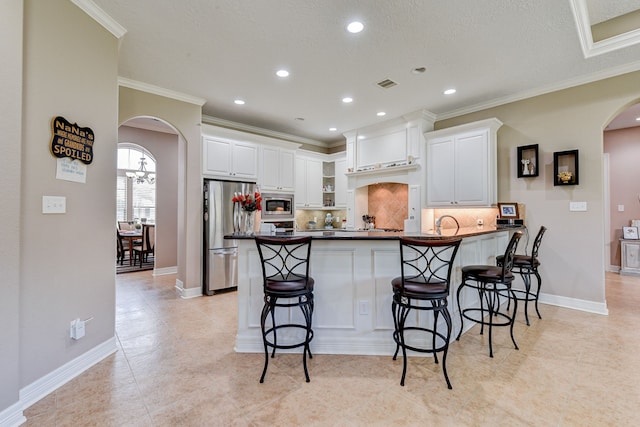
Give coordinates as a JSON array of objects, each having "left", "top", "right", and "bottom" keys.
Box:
[{"left": 21, "top": 270, "right": 640, "bottom": 425}]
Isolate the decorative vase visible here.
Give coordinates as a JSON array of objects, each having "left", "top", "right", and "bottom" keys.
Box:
[
  {"left": 242, "top": 210, "right": 255, "bottom": 235},
  {"left": 233, "top": 202, "right": 241, "bottom": 234}
]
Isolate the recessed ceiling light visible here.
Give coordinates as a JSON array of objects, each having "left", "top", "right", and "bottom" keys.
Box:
[
  {"left": 377, "top": 112, "right": 386, "bottom": 117},
  {"left": 443, "top": 88, "right": 456, "bottom": 95},
  {"left": 234, "top": 99, "right": 245, "bottom": 105},
  {"left": 357, "top": 135, "right": 365, "bottom": 140},
  {"left": 342, "top": 97, "right": 353, "bottom": 103},
  {"left": 636, "top": 117, "right": 640, "bottom": 121},
  {"left": 347, "top": 21, "right": 364, "bottom": 33},
  {"left": 276, "top": 69, "right": 289, "bottom": 78},
  {"left": 329, "top": 127, "right": 337, "bottom": 132}
]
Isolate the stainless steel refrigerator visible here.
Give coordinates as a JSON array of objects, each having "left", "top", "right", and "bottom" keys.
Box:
[{"left": 203, "top": 179, "right": 256, "bottom": 295}]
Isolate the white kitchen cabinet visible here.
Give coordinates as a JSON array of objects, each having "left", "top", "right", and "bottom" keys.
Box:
[
  {"left": 620, "top": 239, "right": 640, "bottom": 276},
  {"left": 295, "top": 157, "right": 323, "bottom": 208},
  {"left": 260, "top": 146, "right": 295, "bottom": 192},
  {"left": 203, "top": 137, "right": 258, "bottom": 181},
  {"left": 425, "top": 118, "right": 502, "bottom": 207}
]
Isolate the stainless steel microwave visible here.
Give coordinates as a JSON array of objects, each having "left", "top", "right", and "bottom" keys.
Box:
[{"left": 261, "top": 193, "right": 295, "bottom": 220}]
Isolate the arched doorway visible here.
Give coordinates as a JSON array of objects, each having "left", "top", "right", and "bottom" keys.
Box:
[
  {"left": 603, "top": 102, "right": 640, "bottom": 273},
  {"left": 117, "top": 117, "right": 180, "bottom": 275}
]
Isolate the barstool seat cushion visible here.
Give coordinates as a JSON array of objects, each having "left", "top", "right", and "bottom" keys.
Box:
[
  {"left": 497, "top": 254, "right": 541, "bottom": 268},
  {"left": 462, "top": 265, "right": 514, "bottom": 282},
  {"left": 391, "top": 277, "right": 447, "bottom": 295},
  {"left": 266, "top": 276, "right": 314, "bottom": 293}
]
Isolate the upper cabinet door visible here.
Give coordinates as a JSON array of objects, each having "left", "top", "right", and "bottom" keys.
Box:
[
  {"left": 260, "top": 147, "right": 295, "bottom": 192},
  {"left": 232, "top": 141, "right": 259, "bottom": 180},
  {"left": 426, "top": 136, "right": 455, "bottom": 206},
  {"left": 203, "top": 137, "right": 258, "bottom": 181},
  {"left": 203, "top": 138, "right": 232, "bottom": 176},
  {"left": 334, "top": 158, "right": 347, "bottom": 208},
  {"left": 454, "top": 131, "right": 489, "bottom": 205}
]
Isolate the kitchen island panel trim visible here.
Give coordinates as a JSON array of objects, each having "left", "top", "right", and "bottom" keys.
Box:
[{"left": 234, "top": 229, "right": 511, "bottom": 356}]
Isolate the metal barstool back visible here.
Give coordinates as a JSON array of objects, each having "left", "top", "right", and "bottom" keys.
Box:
[
  {"left": 255, "top": 236, "right": 315, "bottom": 383},
  {"left": 391, "top": 237, "right": 462, "bottom": 389},
  {"left": 456, "top": 230, "right": 523, "bottom": 358}
]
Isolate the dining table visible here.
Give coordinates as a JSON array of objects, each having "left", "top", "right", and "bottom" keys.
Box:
[{"left": 118, "top": 229, "right": 142, "bottom": 266}]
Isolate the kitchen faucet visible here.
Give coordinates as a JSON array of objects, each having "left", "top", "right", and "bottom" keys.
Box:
[{"left": 435, "top": 215, "right": 460, "bottom": 234}]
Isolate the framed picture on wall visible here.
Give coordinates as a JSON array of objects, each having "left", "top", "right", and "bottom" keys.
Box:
[
  {"left": 498, "top": 202, "right": 519, "bottom": 218},
  {"left": 623, "top": 226, "right": 639, "bottom": 240}
]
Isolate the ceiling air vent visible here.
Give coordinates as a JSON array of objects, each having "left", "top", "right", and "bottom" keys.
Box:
[{"left": 376, "top": 78, "right": 398, "bottom": 89}]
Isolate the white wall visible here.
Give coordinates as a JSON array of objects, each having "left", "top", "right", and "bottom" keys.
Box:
[
  {"left": 18, "top": 0, "right": 120, "bottom": 388},
  {"left": 0, "top": 0, "right": 23, "bottom": 417}
]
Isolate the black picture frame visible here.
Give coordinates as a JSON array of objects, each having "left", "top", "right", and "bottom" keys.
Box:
[
  {"left": 517, "top": 144, "right": 539, "bottom": 178},
  {"left": 553, "top": 149, "right": 579, "bottom": 186}
]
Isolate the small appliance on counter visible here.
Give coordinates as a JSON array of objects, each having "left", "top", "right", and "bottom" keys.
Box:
[{"left": 496, "top": 218, "right": 524, "bottom": 228}]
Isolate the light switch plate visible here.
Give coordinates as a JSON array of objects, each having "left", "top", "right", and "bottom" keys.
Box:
[
  {"left": 569, "top": 201, "right": 587, "bottom": 212},
  {"left": 43, "top": 196, "right": 66, "bottom": 214}
]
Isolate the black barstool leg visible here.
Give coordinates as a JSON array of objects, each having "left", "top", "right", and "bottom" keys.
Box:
[
  {"left": 441, "top": 306, "right": 453, "bottom": 389},
  {"left": 398, "top": 304, "right": 410, "bottom": 386},
  {"left": 509, "top": 288, "right": 519, "bottom": 350},
  {"left": 478, "top": 284, "right": 486, "bottom": 335},
  {"left": 522, "top": 271, "right": 531, "bottom": 326},
  {"left": 433, "top": 302, "right": 439, "bottom": 365},
  {"left": 270, "top": 299, "right": 278, "bottom": 358},
  {"left": 300, "top": 298, "right": 312, "bottom": 382},
  {"left": 259, "top": 300, "right": 271, "bottom": 383},
  {"left": 392, "top": 299, "right": 401, "bottom": 359},
  {"left": 533, "top": 269, "right": 542, "bottom": 319},
  {"left": 455, "top": 280, "right": 465, "bottom": 341},
  {"left": 485, "top": 286, "right": 495, "bottom": 358}
]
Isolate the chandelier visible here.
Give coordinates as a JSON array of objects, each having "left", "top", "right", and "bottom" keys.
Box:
[{"left": 126, "top": 156, "right": 156, "bottom": 184}]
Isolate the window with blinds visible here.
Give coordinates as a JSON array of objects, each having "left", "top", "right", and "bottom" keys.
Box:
[{"left": 117, "top": 145, "right": 156, "bottom": 223}]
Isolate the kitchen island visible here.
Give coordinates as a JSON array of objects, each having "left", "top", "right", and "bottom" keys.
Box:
[{"left": 229, "top": 227, "right": 512, "bottom": 356}]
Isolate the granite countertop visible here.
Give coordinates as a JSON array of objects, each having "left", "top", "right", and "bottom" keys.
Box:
[{"left": 227, "top": 226, "right": 516, "bottom": 240}]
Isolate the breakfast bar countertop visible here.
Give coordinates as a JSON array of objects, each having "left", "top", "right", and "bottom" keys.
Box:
[{"left": 226, "top": 226, "right": 517, "bottom": 240}]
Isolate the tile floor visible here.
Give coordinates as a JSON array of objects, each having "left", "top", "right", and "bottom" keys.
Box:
[{"left": 24, "top": 272, "right": 640, "bottom": 426}]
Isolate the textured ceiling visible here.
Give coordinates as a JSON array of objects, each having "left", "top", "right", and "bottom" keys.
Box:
[{"left": 90, "top": 0, "right": 640, "bottom": 144}]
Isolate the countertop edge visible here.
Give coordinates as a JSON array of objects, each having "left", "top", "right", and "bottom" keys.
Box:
[{"left": 225, "top": 226, "right": 520, "bottom": 240}]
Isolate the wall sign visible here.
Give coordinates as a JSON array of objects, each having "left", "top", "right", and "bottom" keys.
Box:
[{"left": 50, "top": 116, "right": 94, "bottom": 164}]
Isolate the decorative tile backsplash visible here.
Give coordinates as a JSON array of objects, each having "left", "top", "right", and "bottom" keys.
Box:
[{"left": 367, "top": 183, "right": 408, "bottom": 230}]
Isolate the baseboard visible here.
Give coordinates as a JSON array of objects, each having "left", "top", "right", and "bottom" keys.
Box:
[
  {"left": 19, "top": 337, "right": 117, "bottom": 411},
  {"left": 174, "top": 279, "right": 202, "bottom": 299},
  {"left": 0, "top": 401, "right": 26, "bottom": 427},
  {"left": 152, "top": 266, "right": 177, "bottom": 276},
  {"left": 539, "top": 292, "right": 609, "bottom": 315}
]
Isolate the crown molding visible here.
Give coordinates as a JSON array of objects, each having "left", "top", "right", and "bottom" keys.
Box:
[
  {"left": 118, "top": 77, "right": 206, "bottom": 106},
  {"left": 201, "top": 115, "right": 330, "bottom": 148},
  {"left": 570, "top": 0, "right": 640, "bottom": 58},
  {"left": 70, "top": 0, "right": 127, "bottom": 38},
  {"left": 436, "top": 60, "right": 640, "bottom": 121}
]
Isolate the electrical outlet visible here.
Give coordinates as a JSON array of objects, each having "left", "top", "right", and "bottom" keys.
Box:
[
  {"left": 70, "top": 318, "right": 85, "bottom": 340},
  {"left": 43, "top": 196, "right": 66, "bottom": 214},
  {"left": 358, "top": 300, "right": 369, "bottom": 315}
]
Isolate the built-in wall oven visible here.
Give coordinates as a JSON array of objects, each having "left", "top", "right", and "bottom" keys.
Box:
[{"left": 260, "top": 193, "right": 294, "bottom": 220}]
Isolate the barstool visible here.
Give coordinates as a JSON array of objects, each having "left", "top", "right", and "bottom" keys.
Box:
[
  {"left": 455, "top": 231, "right": 522, "bottom": 358},
  {"left": 391, "top": 237, "right": 462, "bottom": 389},
  {"left": 497, "top": 226, "right": 547, "bottom": 325},
  {"left": 254, "top": 236, "right": 314, "bottom": 383}
]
